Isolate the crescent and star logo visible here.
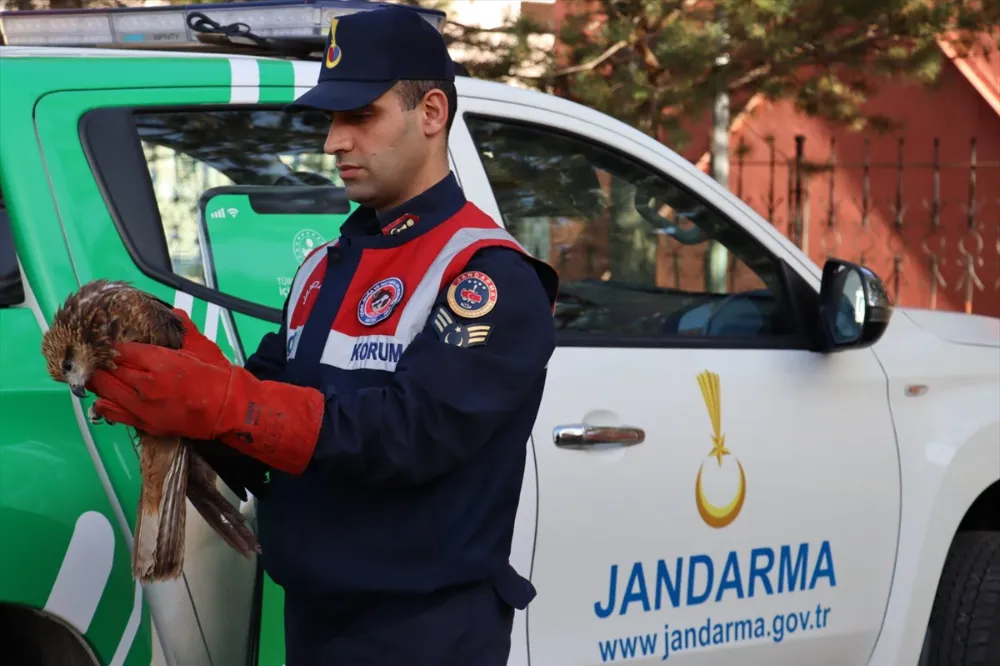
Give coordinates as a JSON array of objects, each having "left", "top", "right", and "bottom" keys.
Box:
[
  {"left": 694, "top": 370, "right": 747, "bottom": 529},
  {"left": 324, "top": 18, "right": 342, "bottom": 69}
]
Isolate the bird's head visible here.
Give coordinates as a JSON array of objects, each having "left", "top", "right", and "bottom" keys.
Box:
[{"left": 41, "top": 303, "right": 118, "bottom": 398}]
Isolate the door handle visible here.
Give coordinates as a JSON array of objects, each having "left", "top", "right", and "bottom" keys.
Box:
[{"left": 553, "top": 424, "right": 645, "bottom": 449}]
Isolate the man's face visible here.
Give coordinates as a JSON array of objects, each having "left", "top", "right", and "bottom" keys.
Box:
[{"left": 323, "top": 86, "right": 434, "bottom": 212}]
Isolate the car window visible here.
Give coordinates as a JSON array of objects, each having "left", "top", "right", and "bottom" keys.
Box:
[
  {"left": 64, "top": 105, "right": 360, "bottom": 354},
  {"left": 98, "top": 107, "right": 358, "bottom": 351},
  {"left": 135, "top": 108, "right": 352, "bottom": 299},
  {"left": 464, "top": 115, "right": 799, "bottom": 344}
]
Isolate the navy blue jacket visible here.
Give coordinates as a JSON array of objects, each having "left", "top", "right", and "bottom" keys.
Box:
[{"left": 244, "top": 173, "right": 559, "bottom": 611}]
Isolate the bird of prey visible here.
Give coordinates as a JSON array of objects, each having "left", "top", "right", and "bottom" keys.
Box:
[{"left": 41, "top": 279, "right": 260, "bottom": 583}]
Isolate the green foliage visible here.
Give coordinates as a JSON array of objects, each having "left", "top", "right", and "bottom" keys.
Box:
[
  {"left": 432, "top": 0, "right": 998, "bottom": 145},
  {"left": 8, "top": 0, "right": 994, "bottom": 147}
]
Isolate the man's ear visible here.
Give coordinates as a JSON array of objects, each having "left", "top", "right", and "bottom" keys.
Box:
[{"left": 421, "top": 88, "right": 449, "bottom": 138}]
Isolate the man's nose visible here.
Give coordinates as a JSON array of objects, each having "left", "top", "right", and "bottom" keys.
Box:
[{"left": 324, "top": 122, "right": 352, "bottom": 155}]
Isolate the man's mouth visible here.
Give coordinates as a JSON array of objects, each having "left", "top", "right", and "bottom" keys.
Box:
[{"left": 338, "top": 164, "right": 362, "bottom": 179}]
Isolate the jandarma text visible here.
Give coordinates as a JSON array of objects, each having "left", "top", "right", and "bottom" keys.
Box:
[{"left": 597, "top": 604, "right": 833, "bottom": 662}]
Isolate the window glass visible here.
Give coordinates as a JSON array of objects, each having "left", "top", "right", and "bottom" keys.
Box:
[
  {"left": 465, "top": 115, "right": 796, "bottom": 341},
  {"left": 132, "top": 108, "right": 356, "bottom": 351},
  {"left": 135, "top": 108, "right": 353, "bottom": 299}
]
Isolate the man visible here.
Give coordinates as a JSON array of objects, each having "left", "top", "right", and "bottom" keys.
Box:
[{"left": 87, "top": 4, "right": 559, "bottom": 665}]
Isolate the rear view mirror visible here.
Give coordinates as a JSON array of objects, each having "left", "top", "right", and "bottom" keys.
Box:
[{"left": 817, "top": 259, "right": 893, "bottom": 352}]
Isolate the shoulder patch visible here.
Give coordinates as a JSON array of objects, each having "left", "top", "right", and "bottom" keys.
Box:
[
  {"left": 446, "top": 271, "right": 497, "bottom": 319},
  {"left": 432, "top": 306, "right": 493, "bottom": 348}
]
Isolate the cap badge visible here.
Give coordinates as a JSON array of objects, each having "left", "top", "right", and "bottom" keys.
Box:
[{"left": 325, "top": 18, "right": 343, "bottom": 69}]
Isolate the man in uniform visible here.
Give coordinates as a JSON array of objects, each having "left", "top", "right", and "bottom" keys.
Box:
[{"left": 87, "top": 4, "right": 559, "bottom": 665}]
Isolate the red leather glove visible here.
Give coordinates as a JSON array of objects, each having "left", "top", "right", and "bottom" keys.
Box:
[
  {"left": 89, "top": 342, "right": 325, "bottom": 475},
  {"left": 171, "top": 308, "right": 232, "bottom": 369}
]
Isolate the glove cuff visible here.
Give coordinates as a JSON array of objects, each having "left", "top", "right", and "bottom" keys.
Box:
[{"left": 216, "top": 366, "right": 326, "bottom": 475}]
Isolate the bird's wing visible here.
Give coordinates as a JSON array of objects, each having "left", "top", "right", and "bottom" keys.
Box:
[
  {"left": 185, "top": 437, "right": 276, "bottom": 503},
  {"left": 187, "top": 451, "right": 261, "bottom": 559},
  {"left": 109, "top": 288, "right": 186, "bottom": 349},
  {"left": 134, "top": 434, "right": 189, "bottom": 582}
]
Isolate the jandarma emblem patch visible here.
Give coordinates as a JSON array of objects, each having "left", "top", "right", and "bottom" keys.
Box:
[
  {"left": 447, "top": 271, "right": 497, "bottom": 318},
  {"left": 358, "top": 277, "right": 404, "bottom": 326}
]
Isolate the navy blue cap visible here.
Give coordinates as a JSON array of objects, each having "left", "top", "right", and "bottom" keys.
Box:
[{"left": 286, "top": 5, "right": 455, "bottom": 113}]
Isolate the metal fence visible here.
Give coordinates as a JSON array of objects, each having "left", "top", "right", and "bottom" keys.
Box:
[{"left": 731, "top": 134, "right": 1000, "bottom": 317}]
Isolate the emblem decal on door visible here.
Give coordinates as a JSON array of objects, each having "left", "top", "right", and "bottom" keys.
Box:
[
  {"left": 695, "top": 370, "right": 746, "bottom": 528},
  {"left": 292, "top": 228, "right": 326, "bottom": 263},
  {"left": 590, "top": 372, "right": 839, "bottom": 660}
]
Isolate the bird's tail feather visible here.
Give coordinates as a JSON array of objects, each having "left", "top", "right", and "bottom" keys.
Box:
[
  {"left": 187, "top": 451, "right": 261, "bottom": 559},
  {"left": 134, "top": 435, "right": 189, "bottom": 583}
]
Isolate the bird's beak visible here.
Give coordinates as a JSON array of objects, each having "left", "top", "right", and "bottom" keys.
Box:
[{"left": 71, "top": 384, "right": 87, "bottom": 398}]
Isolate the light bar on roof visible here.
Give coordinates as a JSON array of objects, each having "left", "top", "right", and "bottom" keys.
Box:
[
  {"left": 0, "top": 0, "right": 446, "bottom": 49},
  {"left": 110, "top": 9, "right": 190, "bottom": 46},
  {"left": 1, "top": 13, "right": 114, "bottom": 46}
]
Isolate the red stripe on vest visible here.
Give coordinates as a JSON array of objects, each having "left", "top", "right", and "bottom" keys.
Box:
[
  {"left": 289, "top": 255, "right": 328, "bottom": 330},
  {"left": 330, "top": 212, "right": 476, "bottom": 338}
]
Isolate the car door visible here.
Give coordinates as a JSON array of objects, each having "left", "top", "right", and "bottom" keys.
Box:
[
  {"left": 30, "top": 64, "right": 364, "bottom": 666},
  {"left": 449, "top": 95, "right": 901, "bottom": 666}
]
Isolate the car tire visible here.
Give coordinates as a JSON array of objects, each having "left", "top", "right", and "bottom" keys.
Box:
[{"left": 925, "top": 530, "right": 1000, "bottom": 665}]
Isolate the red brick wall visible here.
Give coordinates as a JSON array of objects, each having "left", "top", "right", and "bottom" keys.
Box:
[{"left": 728, "top": 59, "right": 1000, "bottom": 316}]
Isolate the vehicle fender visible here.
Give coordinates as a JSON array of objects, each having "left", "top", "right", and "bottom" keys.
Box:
[
  {"left": 866, "top": 313, "right": 1000, "bottom": 666},
  {"left": 0, "top": 279, "right": 155, "bottom": 666}
]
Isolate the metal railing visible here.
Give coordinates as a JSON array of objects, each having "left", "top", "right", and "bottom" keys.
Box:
[{"left": 731, "top": 134, "right": 1000, "bottom": 316}]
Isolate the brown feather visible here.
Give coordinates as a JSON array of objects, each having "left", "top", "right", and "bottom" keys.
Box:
[
  {"left": 41, "top": 279, "right": 260, "bottom": 583},
  {"left": 135, "top": 434, "right": 189, "bottom": 582},
  {"left": 187, "top": 451, "right": 261, "bottom": 558}
]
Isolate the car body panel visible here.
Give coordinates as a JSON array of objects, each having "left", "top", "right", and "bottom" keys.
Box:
[{"left": 866, "top": 312, "right": 1000, "bottom": 666}]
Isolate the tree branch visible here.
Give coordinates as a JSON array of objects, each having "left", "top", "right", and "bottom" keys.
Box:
[
  {"left": 526, "top": 40, "right": 630, "bottom": 78},
  {"left": 725, "top": 30, "right": 889, "bottom": 97}
]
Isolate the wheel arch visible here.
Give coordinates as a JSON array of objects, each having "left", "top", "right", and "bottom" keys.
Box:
[
  {"left": 867, "top": 408, "right": 999, "bottom": 666},
  {"left": 956, "top": 479, "right": 1000, "bottom": 533},
  {"left": 0, "top": 601, "right": 104, "bottom": 665}
]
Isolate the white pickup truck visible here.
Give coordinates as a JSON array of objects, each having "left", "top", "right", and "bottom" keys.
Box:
[{"left": 0, "top": 3, "right": 997, "bottom": 666}]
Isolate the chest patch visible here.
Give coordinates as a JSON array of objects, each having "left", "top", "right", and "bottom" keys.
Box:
[
  {"left": 447, "top": 271, "right": 498, "bottom": 318},
  {"left": 358, "top": 277, "right": 405, "bottom": 326}
]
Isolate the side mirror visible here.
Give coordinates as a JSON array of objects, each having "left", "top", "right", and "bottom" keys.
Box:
[{"left": 817, "top": 259, "right": 893, "bottom": 352}]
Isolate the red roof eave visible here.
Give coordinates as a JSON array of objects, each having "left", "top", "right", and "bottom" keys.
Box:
[{"left": 936, "top": 33, "right": 1000, "bottom": 118}]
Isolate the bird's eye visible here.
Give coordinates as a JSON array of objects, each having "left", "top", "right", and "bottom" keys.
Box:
[{"left": 62, "top": 360, "right": 73, "bottom": 373}]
